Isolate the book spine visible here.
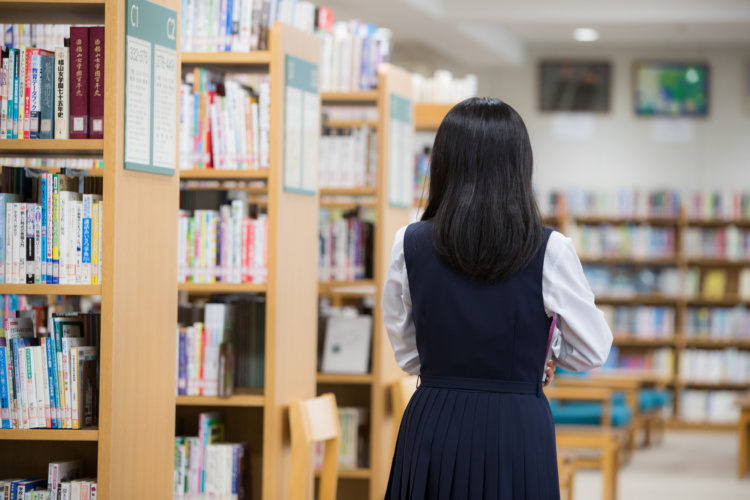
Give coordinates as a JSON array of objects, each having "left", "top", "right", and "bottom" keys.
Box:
[
  {"left": 46, "top": 173, "right": 53, "bottom": 283},
  {"left": 3, "top": 199, "right": 10, "bottom": 285},
  {"left": 82, "top": 195, "right": 91, "bottom": 285},
  {"left": 35, "top": 345, "right": 50, "bottom": 428},
  {"left": 12, "top": 48, "right": 19, "bottom": 138},
  {"left": 88, "top": 27, "right": 104, "bottom": 139},
  {"left": 18, "top": 203, "right": 25, "bottom": 285},
  {"left": 24, "top": 347, "right": 38, "bottom": 428},
  {"left": 40, "top": 55, "right": 54, "bottom": 138},
  {"left": 54, "top": 46, "right": 69, "bottom": 140},
  {"left": 34, "top": 205, "right": 41, "bottom": 284},
  {"left": 52, "top": 174, "right": 59, "bottom": 284},
  {"left": 0, "top": 195, "right": 6, "bottom": 284},
  {"left": 69, "top": 27, "right": 89, "bottom": 138},
  {"left": 69, "top": 347, "right": 79, "bottom": 429},
  {"left": 91, "top": 200, "right": 99, "bottom": 285},
  {"left": 74, "top": 201, "right": 82, "bottom": 285},
  {"left": 44, "top": 337, "right": 58, "bottom": 428},
  {"left": 20, "top": 46, "right": 27, "bottom": 138},
  {"left": 58, "top": 191, "right": 68, "bottom": 285},
  {"left": 1, "top": 52, "right": 7, "bottom": 139},
  {"left": 25, "top": 203, "right": 34, "bottom": 284},
  {"left": 98, "top": 201, "right": 102, "bottom": 284},
  {"left": 41, "top": 177, "right": 47, "bottom": 283},
  {"left": 55, "top": 351, "right": 64, "bottom": 429},
  {"left": 29, "top": 53, "right": 40, "bottom": 138},
  {"left": 62, "top": 342, "right": 72, "bottom": 428},
  {"left": 0, "top": 347, "right": 9, "bottom": 428}
]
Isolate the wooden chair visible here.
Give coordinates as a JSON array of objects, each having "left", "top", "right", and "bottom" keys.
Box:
[
  {"left": 289, "top": 393, "right": 340, "bottom": 500},
  {"left": 738, "top": 393, "right": 750, "bottom": 479},
  {"left": 557, "top": 450, "right": 578, "bottom": 500},
  {"left": 391, "top": 375, "right": 419, "bottom": 444}
]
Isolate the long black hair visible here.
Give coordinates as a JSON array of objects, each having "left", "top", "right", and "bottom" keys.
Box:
[{"left": 421, "top": 97, "right": 544, "bottom": 283}]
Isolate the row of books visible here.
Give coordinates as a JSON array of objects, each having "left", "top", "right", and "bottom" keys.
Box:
[
  {"left": 319, "top": 125, "right": 377, "bottom": 189},
  {"left": 679, "top": 348, "right": 750, "bottom": 383},
  {"left": 313, "top": 407, "right": 369, "bottom": 470},
  {"left": 561, "top": 189, "right": 682, "bottom": 219},
  {"left": 174, "top": 413, "right": 246, "bottom": 499},
  {"left": 318, "top": 209, "right": 373, "bottom": 282},
  {"left": 318, "top": 19, "right": 391, "bottom": 93},
  {"left": 685, "top": 307, "right": 750, "bottom": 339},
  {"left": 599, "top": 346, "right": 674, "bottom": 378},
  {"left": 411, "top": 70, "right": 478, "bottom": 104},
  {"left": 321, "top": 105, "right": 377, "bottom": 122},
  {"left": 0, "top": 168, "right": 104, "bottom": 285},
  {"left": 177, "top": 204, "right": 268, "bottom": 284},
  {"left": 684, "top": 191, "right": 750, "bottom": 221},
  {"left": 0, "top": 158, "right": 103, "bottom": 170},
  {"left": 583, "top": 266, "right": 681, "bottom": 298},
  {"left": 1, "top": 26, "right": 105, "bottom": 140},
  {"left": 176, "top": 297, "right": 266, "bottom": 396},
  {"left": 570, "top": 224, "right": 676, "bottom": 260},
  {"left": 691, "top": 268, "right": 750, "bottom": 301},
  {"left": 683, "top": 227, "right": 750, "bottom": 261},
  {"left": 0, "top": 312, "right": 99, "bottom": 430},
  {"left": 3, "top": 24, "right": 71, "bottom": 52},
  {"left": 414, "top": 148, "right": 430, "bottom": 204},
  {"left": 679, "top": 390, "right": 740, "bottom": 423},
  {"left": 180, "top": 71, "right": 270, "bottom": 171},
  {"left": 599, "top": 305, "right": 676, "bottom": 337},
  {"left": 318, "top": 302, "right": 372, "bottom": 375},
  {"left": 0, "top": 458, "right": 90, "bottom": 500}
]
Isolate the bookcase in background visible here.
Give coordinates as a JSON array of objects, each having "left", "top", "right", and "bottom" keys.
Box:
[
  {"left": 316, "top": 64, "right": 412, "bottom": 500},
  {"left": 0, "top": 0, "right": 180, "bottom": 497},
  {"left": 176, "top": 23, "right": 320, "bottom": 500}
]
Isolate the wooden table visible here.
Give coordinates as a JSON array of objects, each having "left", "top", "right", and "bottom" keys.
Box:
[{"left": 738, "top": 393, "right": 750, "bottom": 479}]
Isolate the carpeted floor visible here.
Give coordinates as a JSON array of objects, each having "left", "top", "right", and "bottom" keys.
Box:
[{"left": 574, "top": 431, "right": 750, "bottom": 500}]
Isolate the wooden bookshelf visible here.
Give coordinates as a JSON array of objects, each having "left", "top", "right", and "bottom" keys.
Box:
[
  {"left": 0, "top": 284, "right": 102, "bottom": 295},
  {"left": 325, "top": 120, "right": 379, "bottom": 129},
  {"left": 0, "top": 139, "right": 105, "bottom": 155},
  {"left": 414, "top": 103, "right": 454, "bottom": 131},
  {"left": 0, "top": 428, "right": 100, "bottom": 441},
  {"left": 579, "top": 256, "right": 678, "bottom": 266},
  {"left": 574, "top": 216, "right": 680, "bottom": 226},
  {"left": 315, "top": 65, "right": 413, "bottom": 500},
  {"left": 176, "top": 23, "right": 320, "bottom": 500},
  {"left": 613, "top": 336, "right": 676, "bottom": 347}
]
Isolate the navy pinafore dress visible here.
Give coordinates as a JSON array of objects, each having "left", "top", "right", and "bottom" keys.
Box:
[{"left": 386, "top": 221, "right": 559, "bottom": 500}]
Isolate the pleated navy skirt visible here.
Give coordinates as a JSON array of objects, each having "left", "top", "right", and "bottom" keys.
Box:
[{"left": 386, "top": 376, "right": 560, "bottom": 500}]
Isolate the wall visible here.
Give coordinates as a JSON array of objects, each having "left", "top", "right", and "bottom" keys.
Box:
[{"left": 469, "top": 46, "right": 750, "bottom": 192}]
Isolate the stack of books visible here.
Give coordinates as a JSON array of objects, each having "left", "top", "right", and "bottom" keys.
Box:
[
  {"left": 684, "top": 191, "right": 750, "bottom": 221},
  {"left": 599, "top": 305, "right": 675, "bottom": 338},
  {"left": 685, "top": 307, "right": 750, "bottom": 340},
  {"left": 1, "top": 25, "right": 106, "bottom": 140},
  {"left": 411, "top": 70, "right": 478, "bottom": 104},
  {"left": 180, "top": 70, "right": 270, "bottom": 171},
  {"left": 319, "top": 125, "right": 377, "bottom": 189},
  {"left": 0, "top": 157, "right": 103, "bottom": 170},
  {"left": 176, "top": 296, "right": 265, "bottom": 395},
  {"left": 178, "top": 201, "right": 268, "bottom": 284},
  {"left": 0, "top": 311, "right": 100, "bottom": 430},
  {"left": 571, "top": 224, "right": 675, "bottom": 260},
  {"left": 2, "top": 24, "right": 71, "bottom": 51},
  {"left": 0, "top": 167, "right": 104, "bottom": 286},
  {"left": 1, "top": 458, "right": 93, "bottom": 500},
  {"left": 683, "top": 226, "right": 750, "bottom": 261},
  {"left": 318, "top": 19, "right": 392, "bottom": 93},
  {"left": 413, "top": 147, "right": 430, "bottom": 205},
  {"left": 583, "top": 266, "right": 681, "bottom": 297},
  {"left": 680, "top": 390, "right": 740, "bottom": 423},
  {"left": 680, "top": 348, "right": 750, "bottom": 383},
  {"left": 174, "top": 413, "right": 246, "bottom": 499},
  {"left": 598, "top": 346, "right": 674, "bottom": 377},
  {"left": 318, "top": 208, "right": 373, "bottom": 282},
  {"left": 314, "top": 407, "right": 369, "bottom": 470}
]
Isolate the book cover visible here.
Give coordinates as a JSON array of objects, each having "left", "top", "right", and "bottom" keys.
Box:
[
  {"left": 82, "top": 194, "right": 92, "bottom": 285},
  {"left": 29, "top": 53, "right": 41, "bottom": 138},
  {"left": 60, "top": 337, "right": 84, "bottom": 429},
  {"left": 12, "top": 48, "right": 19, "bottom": 138},
  {"left": 70, "top": 345, "right": 96, "bottom": 429},
  {"left": 91, "top": 200, "right": 99, "bottom": 285},
  {"left": 33, "top": 346, "right": 49, "bottom": 428},
  {"left": 19, "top": 46, "right": 26, "bottom": 138},
  {"left": 39, "top": 339, "right": 53, "bottom": 428},
  {"left": 0, "top": 346, "right": 10, "bottom": 428},
  {"left": 41, "top": 176, "right": 47, "bottom": 283},
  {"left": 54, "top": 45, "right": 69, "bottom": 140},
  {"left": 702, "top": 270, "right": 727, "bottom": 300},
  {"left": 46, "top": 173, "right": 53, "bottom": 283},
  {"left": 48, "top": 460, "right": 83, "bottom": 500},
  {"left": 18, "top": 203, "right": 25, "bottom": 285},
  {"left": 34, "top": 205, "right": 41, "bottom": 284},
  {"left": 88, "top": 27, "right": 104, "bottom": 139},
  {"left": 52, "top": 174, "right": 59, "bottom": 284},
  {"left": 1, "top": 48, "right": 8, "bottom": 139},
  {"left": 97, "top": 201, "right": 102, "bottom": 284},
  {"left": 39, "top": 55, "right": 54, "bottom": 139},
  {"left": 25, "top": 202, "right": 34, "bottom": 284},
  {"left": 74, "top": 201, "right": 82, "bottom": 285},
  {"left": 0, "top": 193, "right": 22, "bottom": 284},
  {"left": 43, "top": 337, "right": 59, "bottom": 428},
  {"left": 23, "top": 347, "right": 39, "bottom": 428},
  {"left": 59, "top": 483, "right": 70, "bottom": 500},
  {"left": 69, "top": 27, "right": 89, "bottom": 139}
]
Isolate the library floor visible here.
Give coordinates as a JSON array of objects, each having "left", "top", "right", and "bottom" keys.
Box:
[{"left": 575, "top": 431, "right": 750, "bottom": 499}]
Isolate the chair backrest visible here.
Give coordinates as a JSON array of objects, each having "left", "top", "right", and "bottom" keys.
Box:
[
  {"left": 544, "top": 386, "right": 614, "bottom": 427},
  {"left": 289, "top": 393, "right": 340, "bottom": 500},
  {"left": 391, "top": 375, "right": 419, "bottom": 443}
]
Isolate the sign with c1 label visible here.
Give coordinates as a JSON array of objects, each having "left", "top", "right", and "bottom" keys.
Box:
[{"left": 124, "top": 0, "right": 178, "bottom": 175}]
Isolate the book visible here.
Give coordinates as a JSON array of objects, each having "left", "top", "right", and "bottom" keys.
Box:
[
  {"left": 0, "top": 193, "right": 22, "bottom": 284},
  {"left": 321, "top": 315, "right": 372, "bottom": 374},
  {"left": 702, "top": 270, "right": 727, "bottom": 300},
  {"left": 69, "top": 27, "right": 88, "bottom": 139},
  {"left": 39, "top": 54, "right": 54, "bottom": 139},
  {"left": 69, "top": 345, "right": 95, "bottom": 429},
  {"left": 60, "top": 336, "right": 84, "bottom": 429},
  {"left": 1, "top": 48, "right": 8, "bottom": 139},
  {"left": 87, "top": 27, "right": 104, "bottom": 139},
  {"left": 54, "top": 44, "right": 69, "bottom": 140},
  {"left": 319, "top": 124, "right": 377, "bottom": 189},
  {"left": 319, "top": 208, "right": 373, "bottom": 282},
  {"left": 47, "top": 451, "right": 83, "bottom": 500},
  {"left": 0, "top": 344, "right": 10, "bottom": 428},
  {"left": 26, "top": 202, "right": 35, "bottom": 284}
]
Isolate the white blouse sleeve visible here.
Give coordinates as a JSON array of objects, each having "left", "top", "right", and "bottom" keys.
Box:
[
  {"left": 543, "top": 231, "right": 613, "bottom": 372},
  {"left": 382, "top": 226, "right": 421, "bottom": 375}
]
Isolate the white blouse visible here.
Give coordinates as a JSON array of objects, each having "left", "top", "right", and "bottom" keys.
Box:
[{"left": 382, "top": 226, "right": 614, "bottom": 376}]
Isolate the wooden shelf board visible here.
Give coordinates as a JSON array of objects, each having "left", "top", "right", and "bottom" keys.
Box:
[
  {"left": 414, "top": 103, "right": 454, "bottom": 131},
  {"left": 613, "top": 336, "right": 676, "bottom": 347},
  {"left": 665, "top": 421, "right": 736, "bottom": 431},
  {"left": 180, "top": 51, "right": 271, "bottom": 66},
  {"left": 1, "top": 1, "right": 104, "bottom": 24},
  {"left": 684, "top": 338, "right": 750, "bottom": 349},
  {"left": 686, "top": 259, "right": 750, "bottom": 268},
  {"left": 178, "top": 282, "right": 267, "bottom": 294},
  {"left": 687, "top": 219, "right": 750, "bottom": 228},
  {"left": 678, "top": 380, "right": 750, "bottom": 389},
  {"left": 0, "top": 284, "right": 102, "bottom": 295},
  {"left": 325, "top": 120, "right": 378, "bottom": 129},
  {"left": 0, "top": 428, "right": 99, "bottom": 441},
  {"left": 574, "top": 216, "right": 680, "bottom": 226},
  {"left": 321, "top": 91, "right": 379, "bottom": 103},
  {"left": 320, "top": 201, "right": 376, "bottom": 209},
  {"left": 687, "top": 296, "right": 750, "bottom": 307},
  {"left": 179, "top": 169, "right": 269, "bottom": 180},
  {"left": 316, "top": 468, "right": 372, "bottom": 480},
  {"left": 0, "top": 166, "right": 103, "bottom": 177},
  {"left": 0, "top": 139, "right": 104, "bottom": 155},
  {"left": 595, "top": 295, "right": 680, "bottom": 305},
  {"left": 320, "top": 187, "right": 377, "bottom": 197},
  {"left": 318, "top": 280, "right": 377, "bottom": 296},
  {"left": 176, "top": 392, "right": 264, "bottom": 407},
  {"left": 317, "top": 373, "right": 374, "bottom": 385}
]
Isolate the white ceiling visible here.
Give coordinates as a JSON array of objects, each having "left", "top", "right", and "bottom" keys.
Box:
[{"left": 322, "top": 0, "right": 750, "bottom": 68}]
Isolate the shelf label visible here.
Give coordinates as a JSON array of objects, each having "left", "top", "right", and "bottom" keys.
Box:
[
  {"left": 124, "top": 0, "right": 178, "bottom": 176},
  {"left": 284, "top": 55, "right": 319, "bottom": 194},
  {"left": 388, "top": 94, "right": 414, "bottom": 208}
]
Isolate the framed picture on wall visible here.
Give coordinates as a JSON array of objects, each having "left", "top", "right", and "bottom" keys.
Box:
[
  {"left": 539, "top": 61, "right": 611, "bottom": 112},
  {"left": 633, "top": 61, "right": 709, "bottom": 117}
]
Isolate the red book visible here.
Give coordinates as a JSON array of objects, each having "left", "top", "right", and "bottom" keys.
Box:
[
  {"left": 69, "top": 27, "right": 89, "bottom": 138},
  {"left": 88, "top": 27, "right": 105, "bottom": 139}
]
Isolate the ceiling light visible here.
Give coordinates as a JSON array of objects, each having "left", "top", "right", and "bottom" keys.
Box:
[{"left": 574, "top": 28, "right": 600, "bottom": 42}]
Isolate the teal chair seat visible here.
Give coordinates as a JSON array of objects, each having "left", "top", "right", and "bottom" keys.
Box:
[
  {"left": 638, "top": 389, "right": 670, "bottom": 412},
  {"left": 549, "top": 400, "right": 632, "bottom": 427}
]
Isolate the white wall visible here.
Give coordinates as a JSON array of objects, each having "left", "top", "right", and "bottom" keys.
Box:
[{"left": 463, "top": 46, "right": 750, "bottom": 192}]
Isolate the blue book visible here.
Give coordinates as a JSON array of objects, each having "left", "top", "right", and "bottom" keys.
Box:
[
  {"left": 39, "top": 55, "right": 55, "bottom": 139},
  {"left": 29, "top": 54, "right": 41, "bottom": 139},
  {"left": 177, "top": 329, "right": 187, "bottom": 395},
  {"left": 225, "top": 0, "right": 234, "bottom": 51},
  {"left": 41, "top": 176, "right": 47, "bottom": 283},
  {"left": 16, "top": 478, "right": 48, "bottom": 499},
  {"left": 0, "top": 344, "right": 10, "bottom": 428},
  {"left": 43, "top": 338, "right": 59, "bottom": 428},
  {"left": 6, "top": 48, "right": 15, "bottom": 138},
  {"left": 10, "top": 478, "right": 32, "bottom": 500},
  {"left": 0, "top": 194, "right": 22, "bottom": 285},
  {"left": 12, "top": 48, "right": 19, "bottom": 139}
]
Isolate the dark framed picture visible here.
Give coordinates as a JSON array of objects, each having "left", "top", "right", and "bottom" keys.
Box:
[
  {"left": 539, "top": 61, "right": 611, "bottom": 112},
  {"left": 633, "top": 61, "right": 709, "bottom": 117}
]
